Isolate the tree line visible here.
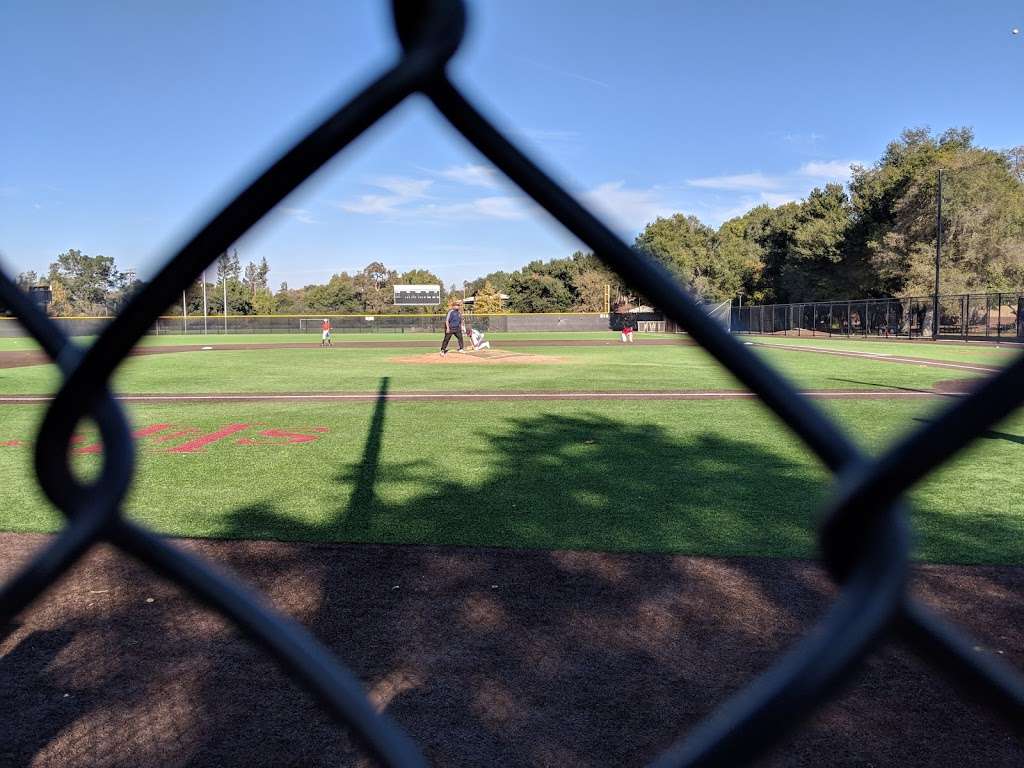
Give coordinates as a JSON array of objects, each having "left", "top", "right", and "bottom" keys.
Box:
[{"left": 13, "top": 127, "right": 1023, "bottom": 317}]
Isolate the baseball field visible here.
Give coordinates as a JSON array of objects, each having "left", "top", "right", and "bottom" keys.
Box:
[{"left": 2, "top": 331, "right": 1022, "bottom": 766}]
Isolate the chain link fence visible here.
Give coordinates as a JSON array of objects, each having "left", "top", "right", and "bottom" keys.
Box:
[
  {"left": 732, "top": 292, "right": 1024, "bottom": 341},
  {"left": 0, "top": 1, "right": 1021, "bottom": 766},
  {"left": 0, "top": 312, "right": 672, "bottom": 337}
]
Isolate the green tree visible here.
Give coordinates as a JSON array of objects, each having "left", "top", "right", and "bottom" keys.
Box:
[
  {"left": 16, "top": 271, "right": 39, "bottom": 291},
  {"left": 355, "top": 262, "right": 397, "bottom": 312},
  {"left": 47, "top": 249, "right": 125, "bottom": 314},
  {"left": 507, "top": 272, "right": 573, "bottom": 312},
  {"left": 467, "top": 270, "right": 512, "bottom": 296},
  {"left": 777, "top": 184, "right": 857, "bottom": 301},
  {"left": 306, "top": 274, "right": 361, "bottom": 312},
  {"left": 252, "top": 289, "right": 275, "bottom": 315},
  {"left": 572, "top": 269, "right": 611, "bottom": 311},
  {"left": 634, "top": 214, "right": 724, "bottom": 299},
  {"left": 850, "top": 127, "right": 1024, "bottom": 295},
  {"left": 217, "top": 250, "right": 241, "bottom": 283}
]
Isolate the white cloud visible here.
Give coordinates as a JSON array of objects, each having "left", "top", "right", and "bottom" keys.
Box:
[
  {"left": 339, "top": 176, "right": 433, "bottom": 215},
  {"left": 436, "top": 164, "right": 500, "bottom": 189},
  {"left": 581, "top": 181, "right": 676, "bottom": 233},
  {"left": 760, "top": 192, "right": 801, "bottom": 207},
  {"left": 283, "top": 207, "right": 316, "bottom": 224},
  {"left": 798, "top": 159, "right": 862, "bottom": 180},
  {"left": 422, "top": 196, "right": 530, "bottom": 221},
  {"left": 686, "top": 173, "right": 782, "bottom": 191}
]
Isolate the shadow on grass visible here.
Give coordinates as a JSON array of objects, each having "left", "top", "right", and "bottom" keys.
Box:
[
  {"left": 830, "top": 377, "right": 934, "bottom": 394},
  {"left": 216, "top": 396, "right": 827, "bottom": 559},
  {"left": 912, "top": 416, "right": 1024, "bottom": 447},
  {"left": 4, "top": 378, "right": 1024, "bottom": 766}
]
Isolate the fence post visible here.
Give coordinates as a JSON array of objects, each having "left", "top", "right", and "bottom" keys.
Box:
[{"left": 997, "top": 293, "right": 1002, "bottom": 340}]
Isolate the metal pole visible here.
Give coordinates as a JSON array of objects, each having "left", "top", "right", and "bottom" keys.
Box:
[
  {"left": 182, "top": 290, "right": 187, "bottom": 335},
  {"left": 223, "top": 272, "right": 228, "bottom": 333},
  {"left": 998, "top": 293, "right": 1003, "bottom": 340},
  {"left": 202, "top": 270, "right": 208, "bottom": 334},
  {"left": 933, "top": 168, "right": 943, "bottom": 339}
]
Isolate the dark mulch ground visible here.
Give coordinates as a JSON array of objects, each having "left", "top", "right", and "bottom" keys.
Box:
[{"left": 1, "top": 533, "right": 1021, "bottom": 767}]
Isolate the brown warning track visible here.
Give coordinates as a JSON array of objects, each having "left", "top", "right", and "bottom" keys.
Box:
[
  {"left": 0, "top": 388, "right": 964, "bottom": 405},
  {"left": 1, "top": 533, "right": 1020, "bottom": 767}
]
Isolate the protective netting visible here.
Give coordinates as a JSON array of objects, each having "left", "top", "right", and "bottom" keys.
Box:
[{"left": 1, "top": 2, "right": 1021, "bottom": 766}]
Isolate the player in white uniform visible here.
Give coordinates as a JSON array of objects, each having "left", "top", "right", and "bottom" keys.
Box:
[{"left": 467, "top": 325, "right": 490, "bottom": 351}]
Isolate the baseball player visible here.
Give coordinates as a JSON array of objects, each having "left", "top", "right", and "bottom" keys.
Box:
[
  {"left": 467, "top": 324, "right": 490, "bottom": 351},
  {"left": 321, "top": 318, "right": 332, "bottom": 346}
]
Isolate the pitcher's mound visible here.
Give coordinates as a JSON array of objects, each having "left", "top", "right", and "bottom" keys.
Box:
[{"left": 391, "top": 349, "right": 566, "bottom": 365}]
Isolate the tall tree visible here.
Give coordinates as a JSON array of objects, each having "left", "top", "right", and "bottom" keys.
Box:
[
  {"left": 355, "top": 261, "right": 397, "bottom": 312},
  {"left": 16, "top": 271, "right": 39, "bottom": 291},
  {"left": 850, "top": 127, "right": 1024, "bottom": 295},
  {"left": 48, "top": 278, "right": 73, "bottom": 316},
  {"left": 47, "top": 249, "right": 124, "bottom": 314},
  {"left": 633, "top": 214, "right": 725, "bottom": 299},
  {"left": 217, "top": 250, "right": 241, "bottom": 283},
  {"left": 506, "top": 272, "right": 573, "bottom": 312},
  {"left": 472, "top": 280, "right": 504, "bottom": 313}
]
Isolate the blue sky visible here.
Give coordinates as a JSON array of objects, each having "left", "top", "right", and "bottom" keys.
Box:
[{"left": 2, "top": 0, "right": 1022, "bottom": 290}]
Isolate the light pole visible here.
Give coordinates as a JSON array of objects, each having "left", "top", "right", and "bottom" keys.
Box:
[{"left": 932, "top": 168, "right": 943, "bottom": 339}]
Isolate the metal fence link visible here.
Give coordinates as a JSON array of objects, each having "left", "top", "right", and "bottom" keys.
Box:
[{"left": 1, "top": 1, "right": 1022, "bottom": 765}]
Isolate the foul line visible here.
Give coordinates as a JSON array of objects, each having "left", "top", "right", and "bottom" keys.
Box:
[
  {"left": 751, "top": 342, "right": 1001, "bottom": 373},
  {"left": 0, "top": 390, "right": 957, "bottom": 405}
]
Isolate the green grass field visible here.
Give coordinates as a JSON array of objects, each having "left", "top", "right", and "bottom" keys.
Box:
[
  {"left": 749, "top": 334, "right": 1022, "bottom": 365},
  {"left": 0, "top": 340, "right": 988, "bottom": 394},
  {"left": 0, "top": 332, "right": 1020, "bottom": 565}
]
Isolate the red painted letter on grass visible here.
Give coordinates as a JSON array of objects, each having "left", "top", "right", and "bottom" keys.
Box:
[
  {"left": 77, "top": 423, "right": 173, "bottom": 454},
  {"left": 167, "top": 424, "right": 250, "bottom": 454},
  {"left": 236, "top": 427, "right": 329, "bottom": 446}
]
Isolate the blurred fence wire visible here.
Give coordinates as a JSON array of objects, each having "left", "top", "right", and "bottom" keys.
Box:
[{"left": 0, "top": 1, "right": 1022, "bottom": 766}]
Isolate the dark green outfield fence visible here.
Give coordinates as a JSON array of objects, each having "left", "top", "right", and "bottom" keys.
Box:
[{"left": 0, "top": 311, "right": 679, "bottom": 337}]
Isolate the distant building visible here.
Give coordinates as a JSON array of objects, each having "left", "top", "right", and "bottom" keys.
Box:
[
  {"left": 28, "top": 284, "right": 52, "bottom": 310},
  {"left": 463, "top": 293, "right": 509, "bottom": 308}
]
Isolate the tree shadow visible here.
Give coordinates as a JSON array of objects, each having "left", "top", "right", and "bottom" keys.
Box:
[
  {"left": 4, "top": 400, "right": 1023, "bottom": 766},
  {"left": 343, "top": 376, "right": 389, "bottom": 534},
  {"left": 913, "top": 416, "right": 1024, "bottom": 447},
  {"left": 830, "top": 377, "right": 934, "bottom": 394}
]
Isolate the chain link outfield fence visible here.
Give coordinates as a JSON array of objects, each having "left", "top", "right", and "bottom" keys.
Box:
[
  {"left": 1, "top": 1, "right": 1022, "bottom": 766},
  {"left": 0, "top": 312, "right": 666, "bottom": 337},
  {"left": 733, "top": 292, "right": 1024, "bottom": 342}
]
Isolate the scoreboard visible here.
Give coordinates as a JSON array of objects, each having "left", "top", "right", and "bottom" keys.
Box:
[{"left": 393, "top": 284, "right": 441, "bottom": 306}]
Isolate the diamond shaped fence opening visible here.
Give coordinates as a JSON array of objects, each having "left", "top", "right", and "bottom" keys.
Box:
[{"left": 1, "top": 2, "right": 1022, "bottom": 766}]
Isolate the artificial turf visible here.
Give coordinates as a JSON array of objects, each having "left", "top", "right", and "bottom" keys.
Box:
[
  {"left": 0, "top": 397, "right": 1020, "bottom": 564},
  {"left": 748, "top": 335, "right": 1022, "bottom": 365},
  {"left": 0, "top": 343, "right": 983, "bottom": 395}
]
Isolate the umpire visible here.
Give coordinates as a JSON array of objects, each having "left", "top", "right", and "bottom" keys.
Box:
[{"left": 440, "top": 300, "right": 466, "bottom": 355}]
